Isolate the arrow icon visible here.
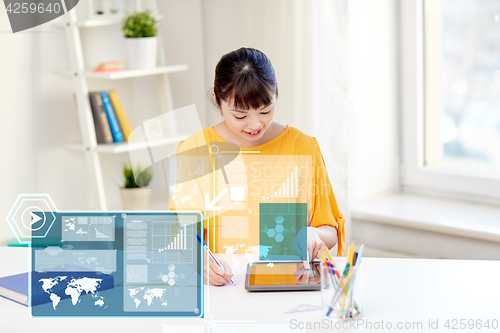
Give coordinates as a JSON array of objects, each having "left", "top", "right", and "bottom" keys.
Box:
[
  {"left": 205, "top": 188, "right": 228, "bottom": 211},
  {"left": 30, "top": 212, "right": 42, "bottom": 225}
]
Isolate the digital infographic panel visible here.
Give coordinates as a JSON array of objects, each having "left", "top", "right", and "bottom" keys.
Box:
[
  {"left": 31, "top": 211, "right": 203, "bottom": 318},
  {"left": 211, "top": 154, "right": 311, "bottom": 260},
  {"left": 122, "top": 214, "right": 199, "bottom": 313}
]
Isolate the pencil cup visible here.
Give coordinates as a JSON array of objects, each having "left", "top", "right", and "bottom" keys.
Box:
[{"left": 321, "top": 260, "right": 363, "bottom": 321}]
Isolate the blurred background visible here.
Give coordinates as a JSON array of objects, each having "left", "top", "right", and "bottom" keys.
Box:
[{"left": 0, "top": 0, "right": 499, "bottom": 259}]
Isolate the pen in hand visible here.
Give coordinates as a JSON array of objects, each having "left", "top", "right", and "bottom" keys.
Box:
[{"left": 197, "top": 235, "right": 235, "bottom": 286}]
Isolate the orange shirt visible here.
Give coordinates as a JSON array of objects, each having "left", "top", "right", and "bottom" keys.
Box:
[{"left": 170, "top": 125, "right": 345, "bottom": 256}]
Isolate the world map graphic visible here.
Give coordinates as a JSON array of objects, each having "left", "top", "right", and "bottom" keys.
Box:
[
  {"left": 127, "top": 287, "right": 168, "bottom": 309},
  {"left": 39, "top": 276, "right": 107, "bottom": 310}
]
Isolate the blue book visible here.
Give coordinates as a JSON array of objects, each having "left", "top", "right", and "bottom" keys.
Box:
[
  {"left": 0, "top": 272, "right": 29, "bottom": 306},
  {"left": 0, "top": 271, "right": 114, "bottom": 307},
  {"left": 101, "top": 91, "right": 124, "bottom": 143}
]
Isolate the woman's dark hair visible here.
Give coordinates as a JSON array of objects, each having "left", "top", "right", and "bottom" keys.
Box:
[{"left": 212, "top": 47, "right": 278, "bottom": 110}]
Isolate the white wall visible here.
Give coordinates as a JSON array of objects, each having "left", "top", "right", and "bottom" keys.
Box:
[
  {"left": 157, "top": 0, "right": 207, "bottom": 120},
  {"left": 0, "top": 7, "right": 88, "bottom": 244}
]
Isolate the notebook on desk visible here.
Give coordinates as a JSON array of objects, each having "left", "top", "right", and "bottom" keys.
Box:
[
  {"left": 0, "top": 271, "right": 115, "bottom": 307},
  {"left": 0, "top": 272, "right": 28, "bottom": 306}
]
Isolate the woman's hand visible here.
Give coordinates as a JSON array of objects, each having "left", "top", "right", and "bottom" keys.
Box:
[
  {"left": 294, "top": 262, "right": 321, "bottom": 285},
  {"left": 304, "top": 227, "right": 326, "bottom": 268},
  {"left": 203, "top": 250, "right": 233, "bottom": 286},
  {"left": 293, "top": 227, "right": 326, "bottom": 269}
]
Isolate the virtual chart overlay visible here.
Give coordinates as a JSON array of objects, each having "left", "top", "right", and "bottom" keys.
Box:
[
  {"left": 168, "top": 152, "right": 312, "bottom": 263},
  {"left": 30, "top": 211, "right": 203, "bottom": 317},
  {"left": 19, "top": 151, "right": 314, "bottom": 317}
]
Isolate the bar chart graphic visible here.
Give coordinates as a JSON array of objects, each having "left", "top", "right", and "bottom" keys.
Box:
[
  {"left": 262, "top": 164, "right": 301, "bottom": 200},
  {"left": 152, "top": 222, "right": 193, "bottom": 263},
  {"left": 189, "top": 160, "right": 205, "bottom": 176},
  {"left": 248, "top": 157, "right": 311, "bottom": 214}
]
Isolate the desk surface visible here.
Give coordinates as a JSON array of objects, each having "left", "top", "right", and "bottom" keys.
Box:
[{"left": 1, "top": 247, "right": 499, "bottom": 333}]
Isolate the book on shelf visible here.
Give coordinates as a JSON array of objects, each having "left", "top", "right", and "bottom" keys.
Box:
[
  {"left": 89, "top": 92, "right": 114, "bottom": 144},
  {"left": 93, "top": 68, "right": 121, "bottom": 73},
  {"left": 100, "top": 91, "right": 124, "bottom": 143},
  {"left": 108, "top": 90, "right": 133, "bottom": 141},
  {"left": 88, "top": 90, "right": 134, "bottom": 145},
  {"left": 93, "top": 60, "right": 124, "bottom": 73}
]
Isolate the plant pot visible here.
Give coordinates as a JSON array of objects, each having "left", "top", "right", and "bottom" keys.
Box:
[
  {"left": 120, "top": 188, "right": 151, "bottom": 210},
  {"left": 124, "top": 37, "right": 158, "bottom": 70}
]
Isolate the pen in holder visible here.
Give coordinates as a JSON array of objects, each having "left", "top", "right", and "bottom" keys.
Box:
[{"left": 320, "top": 255, "right": 363, "bottom": 321}]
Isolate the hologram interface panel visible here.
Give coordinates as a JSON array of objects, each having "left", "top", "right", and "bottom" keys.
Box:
[{"left": 31, "top": 211, "right": 203, "bottom": 318}]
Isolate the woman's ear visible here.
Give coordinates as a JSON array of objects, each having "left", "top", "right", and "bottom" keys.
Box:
[
  {"left": 212, "top": 90, "right": 222, "bottom": 111},
  {"left": 208, "top": 89, "right": 223, "bottom": 113},
  {"left": 211, "top": 90, "right": 220, "bottom": 107}
]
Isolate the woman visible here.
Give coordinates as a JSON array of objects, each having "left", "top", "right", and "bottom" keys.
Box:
[{"left": 171, "top": 47, "right": 345, "bottom": 286}]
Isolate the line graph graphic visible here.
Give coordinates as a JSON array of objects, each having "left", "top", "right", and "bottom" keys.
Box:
[
  {"left": 126, "top": 265, "right": 148, "bottom": 283},
  {"left": 62, "top": 215, "right": 115, "bottom": 241},
  {"left": 95, "top": 227, "right": 111, "bottom": 239},
  {"left": 221, "top": 216, "right": 249, "bottom": 239}
]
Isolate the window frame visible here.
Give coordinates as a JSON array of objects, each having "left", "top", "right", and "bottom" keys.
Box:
[{"left": 400, "top": 0, "right": 500, "bottom": 203}]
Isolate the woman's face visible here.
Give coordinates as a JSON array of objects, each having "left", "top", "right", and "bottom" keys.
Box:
[{"left": 216, "top": 93, "right": 276, "bottom": 145}]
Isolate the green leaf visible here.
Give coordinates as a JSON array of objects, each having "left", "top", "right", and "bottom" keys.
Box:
[
  {"left": 122, "top": 9, "right": 158, "bottom": 38},
  {"left": 122, "top": 163, "right": 153, "bottom": 188}
]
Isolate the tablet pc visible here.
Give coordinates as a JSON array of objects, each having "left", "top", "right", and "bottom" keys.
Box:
[{"left": 245, "top": 261, "right": 321, "bottom": 291}]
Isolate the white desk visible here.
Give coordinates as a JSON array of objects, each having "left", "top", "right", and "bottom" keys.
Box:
[{"left": 1, "top": 247, "right": 499, "bottom": 333}]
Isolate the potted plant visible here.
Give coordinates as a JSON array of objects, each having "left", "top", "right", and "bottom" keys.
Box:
[
  {"left": 122, "top": 9, "right": 158, "bottom": 69},
  {"left": 120, "top": 164, "right": 153, "bottom": 210}
]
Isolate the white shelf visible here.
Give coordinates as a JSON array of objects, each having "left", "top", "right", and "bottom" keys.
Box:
[
  {"left": 59, "top": 65, "right": 188, "bottom": 80},
  {"left": 61, "top": 1, "right": 185, "bottom": 210},
  {"left": 54, "top": 16, "right": 163, "bottom": 28},
  {"left": 65, "top": 135, "right": 186, "bottom": 154}
]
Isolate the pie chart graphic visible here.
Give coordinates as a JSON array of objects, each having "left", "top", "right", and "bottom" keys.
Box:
[{"left": 21, "top": 206, "right": 46, "bottom": 232}]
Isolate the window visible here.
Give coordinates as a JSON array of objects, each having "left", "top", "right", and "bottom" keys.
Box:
[
  {"left": 424, "top": 0, "right": 500, "bottom": 177},
  {"left": 400, "top": 0, "right": 500, "bottom": 202}
]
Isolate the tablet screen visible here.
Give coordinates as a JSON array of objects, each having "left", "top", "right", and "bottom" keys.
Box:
[{"left": 248, "top": 262, "right": 321, "bottom": 286}]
